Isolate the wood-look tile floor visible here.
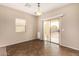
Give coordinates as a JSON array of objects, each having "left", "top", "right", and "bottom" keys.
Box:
[{"left": 6, "top": 39, "right": 79, "bottom": 56}]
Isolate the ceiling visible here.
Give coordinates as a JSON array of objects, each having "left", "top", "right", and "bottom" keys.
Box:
[{"left": 0, "top": 3, "right": 69, "bottom": 16}]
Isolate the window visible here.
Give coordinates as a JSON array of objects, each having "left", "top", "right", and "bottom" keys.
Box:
[{"left": 16, "top": 18, "right": 26, "bottom": 32}]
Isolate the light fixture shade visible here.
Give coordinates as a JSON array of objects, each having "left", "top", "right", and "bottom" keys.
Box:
[{"left": 35, "top": 10, "right": 42, "bottom": 16}]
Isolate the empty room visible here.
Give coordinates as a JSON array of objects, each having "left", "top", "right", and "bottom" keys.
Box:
[{"left": 0, "top": 3, "right": 79, "bottom": 56}]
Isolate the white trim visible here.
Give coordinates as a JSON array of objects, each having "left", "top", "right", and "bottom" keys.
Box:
[
  {"left": 60, "top": 44, "right": 79, "bottom": 51},
  {"left": 0, "top": 39, "right": 33, "bottom": 47},
  {"left": 41, "top": 13, "right": 64, "bottom": 20}
]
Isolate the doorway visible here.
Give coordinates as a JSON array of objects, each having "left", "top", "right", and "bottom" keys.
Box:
[{"left": 43, "top": 18, "right": 61, "bottom": 44}]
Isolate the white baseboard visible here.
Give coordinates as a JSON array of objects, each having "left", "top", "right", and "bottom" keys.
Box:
[
  {"left": 0, "top": 39, "right": 34, "bottom": 47},
  {"left": 60, "top": 44, "right": 79, "bottom": 51}
]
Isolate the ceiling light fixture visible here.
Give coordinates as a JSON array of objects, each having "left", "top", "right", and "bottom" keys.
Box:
[{"left": 35, "top": 3, "right": 42, "bottom": 16}]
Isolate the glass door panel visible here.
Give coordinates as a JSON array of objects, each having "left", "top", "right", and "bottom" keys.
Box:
[
  {"left": 50, "top": 19, "right": 60, "bottom": 44},
  {"left": 43, "top": 20, "right": 51, "bottom": 41}
]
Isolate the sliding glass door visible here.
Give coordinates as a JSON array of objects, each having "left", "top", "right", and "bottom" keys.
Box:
[{"left": 43, "top": 18, "right": 61, "bottom": 44}]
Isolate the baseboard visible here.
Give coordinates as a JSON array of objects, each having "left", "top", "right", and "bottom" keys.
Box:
[
  {"left": 60, "top": 44, "right": 79, "bottom": 51},
  {"left": 0, "top": 39, "right": 37, "bottom": 47}
]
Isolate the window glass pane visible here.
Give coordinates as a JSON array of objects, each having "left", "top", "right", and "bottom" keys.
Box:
[{"left": 16, "top": 18, "right": 26, "bottom": 32}]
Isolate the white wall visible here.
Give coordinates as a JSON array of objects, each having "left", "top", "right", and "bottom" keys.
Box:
[{"left": 0, "top": 5, "right": 37, "bottom": 47}]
